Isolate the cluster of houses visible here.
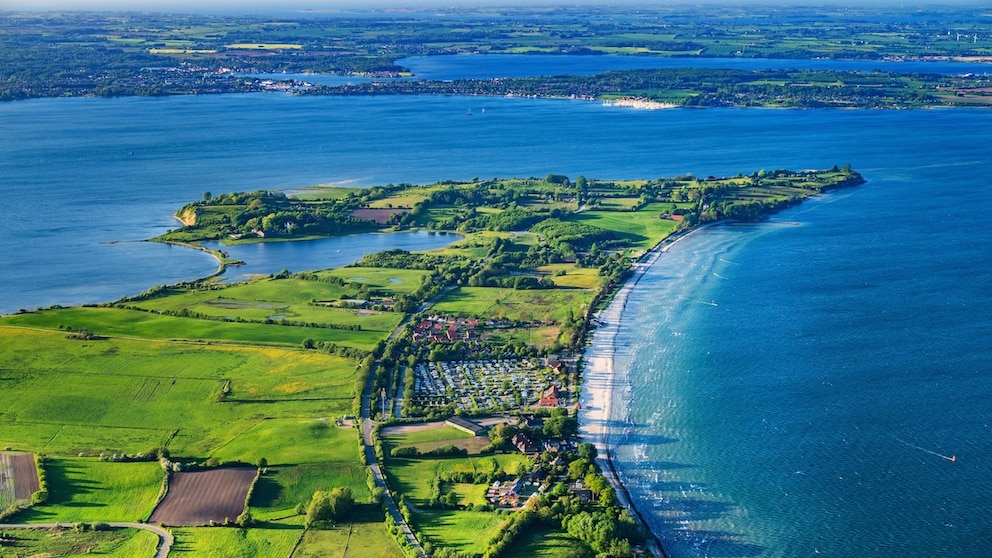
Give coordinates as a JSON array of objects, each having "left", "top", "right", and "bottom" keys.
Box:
[
  {"left": 486, "top": 477, "right": 541, "bottom": 508},
  {"left": 411, "top": 315, "right": 480, "bottom": 344},
  {"left": 412, "top": 358, "right": 564, "bottom": 412}
]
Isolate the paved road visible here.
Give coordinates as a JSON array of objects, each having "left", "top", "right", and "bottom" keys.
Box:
[
  {"left": 361, "top": 380, "right": 426, "bottom": 557},
  {"left": 0, "top": 522, "right": 173, "bottom": 558}
]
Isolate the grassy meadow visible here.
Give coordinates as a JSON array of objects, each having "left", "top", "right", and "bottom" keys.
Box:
[
  {"left": 2, "top": 307, "right": 383, "bottom": 350},
  {"left": 292, "top": 505, "right": 404, "bottom": 558},
  {"left": 169, "top": 524, "right": 302, "bottom": 557},
  {"left": 431, "top": 287, "right": 595, "bottom": 324},
  {"left": 415, "top": 510, "right": 507, "bottom": 556},
  {"left": 0, "top": 327, "right": 357, "bottom": 457},
  {"left": 569, "top": 203, "right": 681, "bottom": 252},
  {"left": 0, "top": 526, "right": 160, "bottom": 557},
  {"left": 19, "top": 459, "right": 163, "bottom": 523}
]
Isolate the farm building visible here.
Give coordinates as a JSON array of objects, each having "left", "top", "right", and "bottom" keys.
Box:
[{"left": 445, "top": 416, "right": 487, "bottom": 436}]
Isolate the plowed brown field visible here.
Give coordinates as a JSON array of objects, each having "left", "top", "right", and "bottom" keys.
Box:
[
  {"left": 149, "top": 467, "right": 256, "bottom": 526},
  {"left": 0, "top": 452, "right": 39, "bottom": 502}
]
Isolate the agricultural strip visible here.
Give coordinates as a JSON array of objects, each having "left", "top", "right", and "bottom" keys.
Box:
[
  {"left": 0, "top": 452, "right": 39, "bottom": 505},
  {"left": 149, "top": 467, "right": 257, "bottom": 526}
]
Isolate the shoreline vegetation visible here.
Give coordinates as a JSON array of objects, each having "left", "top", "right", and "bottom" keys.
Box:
[{"left": 1, "top": 167, "right": 864, "bottom": 557}]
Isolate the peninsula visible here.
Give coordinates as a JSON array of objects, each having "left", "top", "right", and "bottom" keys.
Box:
[{"left": 0, "top": 167, "right": 863, "bottom": 557}]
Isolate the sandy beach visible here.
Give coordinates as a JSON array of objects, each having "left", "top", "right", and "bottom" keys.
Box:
[{"left": 577, "top": 226, "right": 713, "bottom": 558}]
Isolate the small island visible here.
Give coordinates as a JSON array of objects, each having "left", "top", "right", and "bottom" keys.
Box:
[{"left": 0, "top": 166, "right": 862, "bottom": 557}]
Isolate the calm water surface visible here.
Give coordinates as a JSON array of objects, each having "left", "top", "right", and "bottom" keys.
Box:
[{"left": 2, "top": 54, "right": 991, "bottom": 557}]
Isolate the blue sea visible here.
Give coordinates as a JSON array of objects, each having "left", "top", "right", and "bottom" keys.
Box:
[{"left": 2, "top": 55, "right": 991, "bottom": 556}]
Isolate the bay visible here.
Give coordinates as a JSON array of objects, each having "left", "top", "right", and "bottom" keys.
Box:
[{"left": 2, "top": 54, "right": 992, "bottom": 556}]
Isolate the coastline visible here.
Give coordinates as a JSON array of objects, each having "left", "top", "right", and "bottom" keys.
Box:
[{"left": 577, "top": 225, "right": 714, "bottom": 558}]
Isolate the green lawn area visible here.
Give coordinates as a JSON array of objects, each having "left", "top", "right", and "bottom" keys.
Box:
[
  {"left": 535, "top": 265, "right": 603, "bottom": 290},
  {"left": 593, "top": 197, "right": 641, "bottom": 211},
  {"left": 20, "top": 459, "right": 163, "bottom": 523},
  {"left": 445, "top": 482, "right": 488, "bottom": 507},
  {"left": 129, "top": 281, "right": 403, "bottom": 333},
  {"left": 385, "top": 426, "right": 471, "bottom": 448},
  {"left": 368, "top": 194, "right": 430, "bottom": 208},
  {"left": 0, "top": 327, "right": 358, "bottom": 457}
]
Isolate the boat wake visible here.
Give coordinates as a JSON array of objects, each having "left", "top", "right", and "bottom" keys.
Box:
[{"left": 892, "top": 436, "right": 956, "bottom": 462}]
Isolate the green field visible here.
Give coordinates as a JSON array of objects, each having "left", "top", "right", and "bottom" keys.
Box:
[
  {"left": 209, "top": 418, "right": 371, "bottom": 515},
  {"left": 431, "top": 287, "right": 595, "bottom": 324},
  {"left": 2, "top": 307, "right": 383, "bottom": 350},
  {"left": 20, "top": 459, "right": 162, "bottom": 523},
  {"left": 251, "top": 462, "right": 371, "bottom": 519},
  {"left": 291, "top": 505, "right": 404, "bottom": 558},
  {"left": 209, "top": 418, "right": 357, "bottom": 466},
  {"left": 502, "top": 528, "right": 593, "bottom": 558},
  {"left": 415, "top": 510, "right": 507, "bottom": 557},
  {"left": 170, "top": 524, "right": 303, "bottom": 557},
  {"left": 569, "top": 203, "right": 681, "bottom": 252},
  {"left": 0, "top": 526, "right": 159, "bottom": 557},
  {"left": 384, "top": 426, "right": 472, "bottom": 448},
  {"left": 0, "top": 327, "right": 357, "bottom": 456}
]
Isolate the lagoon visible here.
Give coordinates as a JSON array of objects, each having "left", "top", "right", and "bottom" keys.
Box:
[
  {"left": 3, "top": 53, "right": 992, "bottom": 556},
  {"left": 204, "top": 231, "right": 459, "bottom": 282}
]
